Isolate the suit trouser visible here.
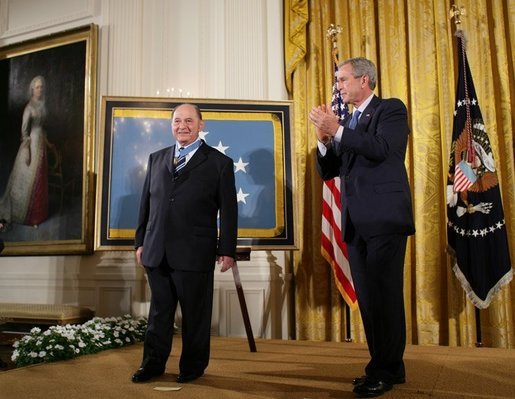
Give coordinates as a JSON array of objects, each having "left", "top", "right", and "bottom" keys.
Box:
[
  {"left": 347, "top": 231, "right": 408, "bottom": 383},
  {"left": 142, "top": 260, "right": 214, "bottom": 374}
]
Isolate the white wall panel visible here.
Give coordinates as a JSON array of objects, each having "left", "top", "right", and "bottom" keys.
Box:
[
  {"left": 140, "top": 0, "right": 173, "bottom": 97},
  {"left": 224, "top": 0, "right": 267, "bottom": 99},
  {"left": 0, "top": 0, "right": 291, "bottom": 340},
  {"left": 198, "top": 0, "right": 226, "bottom": 98},
  {"left": 0, "top": 0, "right": 99, "bottom": 43},
  {"left": 266, "top": 0, "right": 288, "bottom": 100},
  {"left": 104, "top": 0, "right": 143, "bottom": 95},
  {"left": 226, "top": 288, "right": 264, "bottom": 338}
]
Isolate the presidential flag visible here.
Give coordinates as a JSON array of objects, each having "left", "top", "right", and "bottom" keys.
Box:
[
  {"left": 446, "top": 30, "right": 513, "bottom": 308},
  {"left": 320, "top": 46, "right": 357, "bottom": 309}
]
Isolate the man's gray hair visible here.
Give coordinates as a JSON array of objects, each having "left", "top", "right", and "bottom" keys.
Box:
[{"left": 339, "top": 57, "right": 377, "bottom": 90}]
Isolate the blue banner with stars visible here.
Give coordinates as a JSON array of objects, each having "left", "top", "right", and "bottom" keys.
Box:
[{"left": 99, "top": 99, "right": 295, "bottom": 250}]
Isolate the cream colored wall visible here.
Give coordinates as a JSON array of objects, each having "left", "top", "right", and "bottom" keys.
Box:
[{"left": 0, "top": 0, "right": 293, "bottom": 339}]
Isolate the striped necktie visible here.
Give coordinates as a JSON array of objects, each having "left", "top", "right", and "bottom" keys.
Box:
[
  {"left": 349, "top": 110, "right": 361, "bottom": 129},
  {"left": 174, "top": 147, "right": 187, "bottom": 176},
  {"left": 173, "top": 140, "right": 202, "bottom": 176},
  {"left": 174, "top": 147, "right": 186, "bottom": 173}
]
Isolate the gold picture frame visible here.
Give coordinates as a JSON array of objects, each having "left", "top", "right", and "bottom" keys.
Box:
[
  {"left": 0, "top": 25, "right": 98, "bottom": 255},
  {"left": 96, "top": 96, "right": 297, "bottom": 251}
]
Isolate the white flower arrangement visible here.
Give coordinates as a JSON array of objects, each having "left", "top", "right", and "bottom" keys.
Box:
[{"left": 11, "top": 315, "right": 147, "bottom": 368}]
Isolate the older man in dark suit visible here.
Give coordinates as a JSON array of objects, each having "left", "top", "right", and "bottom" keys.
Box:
[
  {"left": 310, "top": 57, "right": 415, "bottom": 398},
  {"left": 132, "top": 103, "right": 238, "bottom": 384}
]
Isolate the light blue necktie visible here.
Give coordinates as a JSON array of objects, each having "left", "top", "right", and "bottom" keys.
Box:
[{"left": 348, "top": 110, "right": 361, "bottom": 129}]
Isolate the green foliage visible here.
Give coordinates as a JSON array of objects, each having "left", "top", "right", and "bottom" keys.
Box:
[{"left": 11, "top": 315, "right": 147, "bottom": 368}]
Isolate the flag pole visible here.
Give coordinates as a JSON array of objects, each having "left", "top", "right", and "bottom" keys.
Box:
[
  {"left": 326, "top": 24, "right": 352, "bottom": 343},
  {"left": 475, "top": 308, "right": 483, "bottom": 347},
  {"left": 449, "top": 4, "right": 483, "bottom": 348}
]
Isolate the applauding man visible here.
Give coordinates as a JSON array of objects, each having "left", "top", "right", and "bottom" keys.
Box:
[{"left": 310, "top": 58, "right": 415, "bottom": 398}]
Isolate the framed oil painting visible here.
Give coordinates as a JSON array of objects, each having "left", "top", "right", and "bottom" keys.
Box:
[
  {"left": 96, "top": 97, "right": 296, "bottom": 250},
  {"left": 0, "top": 25, "right": 98, "bottom": 255}
]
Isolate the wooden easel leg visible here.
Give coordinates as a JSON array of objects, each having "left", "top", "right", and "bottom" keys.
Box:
[{"left": 232, "top": 263, "right": 257, "bottom": 352}]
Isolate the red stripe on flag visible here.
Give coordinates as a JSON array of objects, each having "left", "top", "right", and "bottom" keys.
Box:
[{"left": 321, "top": 177, "right": 357, "bottom": 309}]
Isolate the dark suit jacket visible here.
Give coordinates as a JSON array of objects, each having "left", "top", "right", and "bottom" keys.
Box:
[
  {"left": 317, "top": 95, "right": 415, "bottom": 240},
  {"left": 135, "top": 141, "right": 238, "bottom": 271}
]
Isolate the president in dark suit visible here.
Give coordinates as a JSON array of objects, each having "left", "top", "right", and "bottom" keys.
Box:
[
  {"left": 309, "top": 57, "right": 415, "bottom": 398},
  {"left": 132, "top": 103, "right": 238, "bottom": 384}
]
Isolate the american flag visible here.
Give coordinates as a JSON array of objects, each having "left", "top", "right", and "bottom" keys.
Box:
[
  {"left": 446, "top": 30, "right": 513, "bottom": 308},
  {"left": 320, "top": 47, "right": 357, "bottom": 309}
]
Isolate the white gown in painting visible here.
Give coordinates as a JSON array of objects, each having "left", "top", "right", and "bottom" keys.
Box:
[{"left": 0, "top": 76, "right": 50, "bottom": 226}]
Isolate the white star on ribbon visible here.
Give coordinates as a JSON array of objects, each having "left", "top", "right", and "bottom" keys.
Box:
[
  {"left": 234, "top": 157, "right": 249, "bottom": 173},
  {"left": 237, "top": 187, "right": 250, "bottom": 204},
  {"left": 214, "top": 141, "right": 229, "bottom": 154}
]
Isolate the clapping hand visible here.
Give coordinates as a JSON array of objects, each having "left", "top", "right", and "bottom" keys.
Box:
[{"left": 309, "top": 104, "right": 340, "bottom": 143}]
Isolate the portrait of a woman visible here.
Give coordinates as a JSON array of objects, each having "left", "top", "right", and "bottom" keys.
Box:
[{"left": 0, "top": 75, "right": 55, "bottom": 228}]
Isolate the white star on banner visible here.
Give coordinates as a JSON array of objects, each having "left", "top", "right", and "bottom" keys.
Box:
[
  {"left": 214, "top": 141, "right": 229, "bottom": 154},
  {"left": 199, "top": 130, "right": 209, "bottom": 141},
  {"left": 234, "top": 157, "right": 249, "bottom": 173},
  {"left": 237, "top": 187, "right": 250, "bottom": 204}
]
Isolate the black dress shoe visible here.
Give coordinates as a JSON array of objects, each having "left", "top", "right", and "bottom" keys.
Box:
[
  {"left": 131, "top": 367, "right": 165, "bottom": 383},
  {"left": 352, "top": 378, "right": 393, "bottom": 398},
  {"left": 176, "top": 371, "right": 204, "bottom": 383},
  {"left": 353, "top": 375, "right": 405, "bottom": 385}
]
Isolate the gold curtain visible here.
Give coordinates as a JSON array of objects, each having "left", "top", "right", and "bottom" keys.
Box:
[{"left": 285, "top": 0, "right": 515, "bottom": 348}]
